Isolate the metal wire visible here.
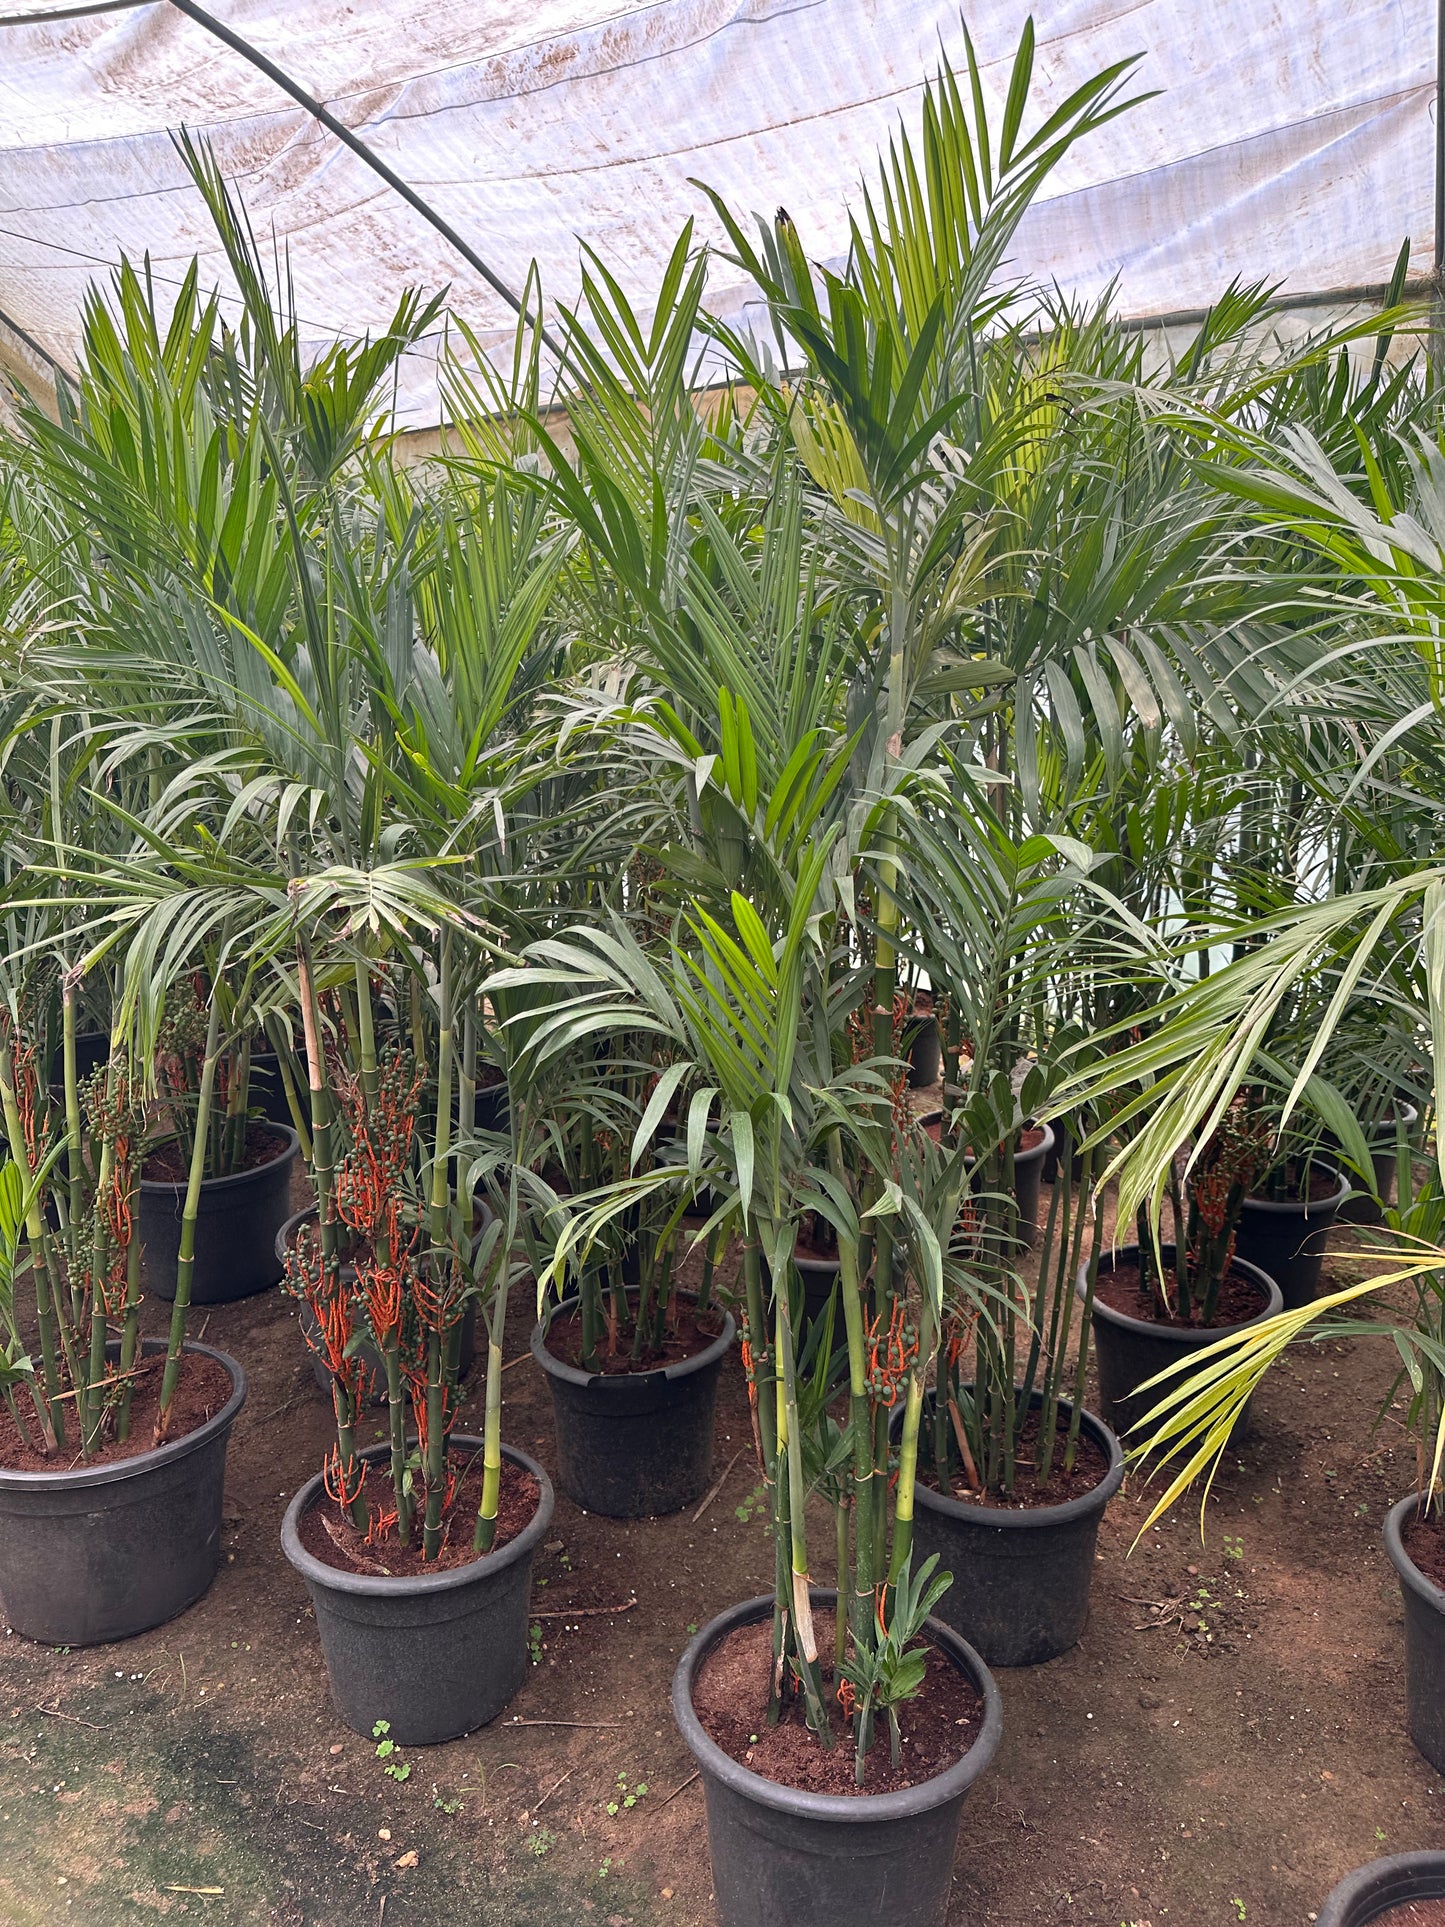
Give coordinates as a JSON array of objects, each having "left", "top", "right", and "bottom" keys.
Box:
[{"left": 0, "top": 0, "right": 565, "bottom": 365}]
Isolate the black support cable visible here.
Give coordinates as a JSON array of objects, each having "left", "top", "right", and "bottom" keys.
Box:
[
  {"left": 0, "top": 301, "right": 74, "bottom": 386},
  {"left": 0, "top": 0, "right": 565, "bottom": 365},
  {"left": 161, "top": 0, "right": 566, "bottom": 361}
]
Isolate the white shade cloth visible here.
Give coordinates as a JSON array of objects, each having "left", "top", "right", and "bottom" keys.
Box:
[{"left": 0, "top": 0, "right": 1434, "bottom": 421}]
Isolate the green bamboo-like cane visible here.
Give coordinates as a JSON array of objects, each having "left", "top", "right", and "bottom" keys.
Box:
[
  {"left": 0, "top": 1040, "right": 62, "bottom": 1449},
  {"left": 474, "top": 1174, "right": 515, "bottom": 1555},
  {"left": 116, "top": 1221, "right": 143, "bottom": 1444},
  {"left": 776, "top": 1287, "right": 832, "bottom": 1744},
  {"left": 61, "top": 984, "right": 84, "bottom": 1290},
  {"left": 826, "top": 1130, "right": 878, "bottom": 1648},
  {"left": 82, "top": 1119, "right": 115, "bottom": 1452},
  {"left": 422, "top": 937, "right": 455, "bottom": 1557},
  {"left": 158, "top": 988, "right": 223, "bottom": 1430},
  {"left": 262, "top": 1011, "right": 312, "bottom": 1162}
]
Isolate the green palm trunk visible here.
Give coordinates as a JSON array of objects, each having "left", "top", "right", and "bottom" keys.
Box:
[{"left": 159, "top": 988, "right": 223, "bottom": 1429}]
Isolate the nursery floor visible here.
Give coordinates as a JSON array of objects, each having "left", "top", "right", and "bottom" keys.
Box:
[{"left": 1, "top": 1193, "right": 1442, "bottom": 1926}]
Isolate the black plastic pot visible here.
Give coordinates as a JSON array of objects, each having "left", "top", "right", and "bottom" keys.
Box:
[
  {"left": 1042, "top": 1120, "right": 1076, "bottom": 1186},
  {"left": 1233, "top": 1161, "right": 1350, "bottom": 1311},
  {"left": 898, "top": 1391, "right": 1123, "bottom": 1665},
  {"left": 248, "top": 1049, "right": 304, "bottom": 1128},
  {"left": 795, "top": 1251, "right": 841, "bottom": 1326},
  {"left": 532, "top": 1293, "right": 735, "bottom": 1517},
  {"left": 1317, "top": 1851, "right": 1445, "bottom": 1926},
  {"left": 141, "top": 1124, "right": 300, "bottom": 1304},
  {"left": 281, "top": 1437, "right": 552, "bottom": 1745},
  {"left": 0, "top": 1338, "right": 245, "bottom": 1645},
  {"left": 904, "top": 1003, "right": 942, "bottom": 1090},
  {"left": 1385, "top": 1493, "right": 1445, "bottom": 1774},
  {"left": 1339, "top": 1106, "right": 1421, "bottom": 1226},
  {"left": 927, "top": 1107, "right": 1055, "bottom": 1249},
  {"left": 276, "top": 1204, "right": 484, "bottom": 1393},
  {"left": 48, "top": 1029, "right": 111, "bottom": 1089},
  {"left": 673, "top": 1591, "right": 1003, "bottom": 1927},
  {"left": 1013, "top": 1122, "right": 1054, "bottom": 1248},
  {"left": 475, "top": 1075, "right": 509, "bottom": 1132},
  {"left": 1083, "top": 1245, "right": 1282, "bottom": 1442}
]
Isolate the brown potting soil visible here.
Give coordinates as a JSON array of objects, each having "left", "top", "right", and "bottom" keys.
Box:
[
  {"left": 794, "top": 1224, "right": 839, "bottom": 1263},
  {"left": 690, "top": 1615, "right": 983, "bottom": 1797},
  {"left": 143, "top": 1122, "right": 290, "bottom": 1184},
  {"left": 546, "top": 1299, "right": 725, "bottom": 1374},
  {"left": 1400, "top": 1511, "right": 1445, "bottom": 1593},
  {"left": 297, "top": 1453, "right": 539, "bottom": 1577},
  {"left": 919, "top": 1408, "right": 1111, "bottom": 1509},
  {"left": 0, "top": 1349, "right": 234, "bottom": 1471},
  {"left": 923, "top": 1120, "right": 1047, "bottom": 1153},
  {"left": 1371, "top": 1901, "right": 1445, "bottom": 1926},
  {"left": 1246, "top": 1163, "right": 1341, "bottom": 1205},
  {"left": 1094, "top": 1259, "right": 1270, "bottom": 1331}
]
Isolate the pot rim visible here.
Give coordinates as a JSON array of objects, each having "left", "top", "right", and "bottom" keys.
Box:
[
  {"left": 280, "top": 1436, "right": 553, "bottom": 1599},
  {"left": 141, "top": 1122, "right": 300, "bottom": 1197},
  {"left": 1384, "top": 1491, "right": 1445, "bottom": 1614},
  {"left": 1316, "top": 1850, "right": 1445, "bottom": 1927},
  {"left": 1082, "top": 1244, "right": 1283, "bottom": 1346},
  {"left": 1238, "top": 1159, "right": 1351, "bottom": 1218},
  {"left": 914, "top": 1114, "right": 1057, "bottom": 1166},
  {"left": 672, "top": 1589, "right": 1003, "bottom": 1824},
  {"left": 532, "top": 1290, "right": 735, "bottom": 1390},
  {"left": 0, "top": 1338, "right": 246, "bottom": 1494},
  {"left": 276, "top": 1196, "right": 496, "bottom": 1271},
  {"left": 905, "top": 1390, "right": 1124, "bottom": 1530}
]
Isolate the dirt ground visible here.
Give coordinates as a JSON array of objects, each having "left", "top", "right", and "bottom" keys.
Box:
[{"left": 2, "top": 1169, "right": 1442, "bottom": 1927}]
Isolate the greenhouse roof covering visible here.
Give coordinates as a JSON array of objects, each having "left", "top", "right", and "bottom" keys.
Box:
[{"left": 0, "top": 0, "right": 1436, "bottom": 424}]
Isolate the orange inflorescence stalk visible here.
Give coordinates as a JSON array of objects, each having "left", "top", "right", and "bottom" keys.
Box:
[
  {"left": 323, "top": 1443, "right": 367, "bottom": 1510},
  {"left": 863, "top": 1298, "right": 918, "bottom": 1406}
]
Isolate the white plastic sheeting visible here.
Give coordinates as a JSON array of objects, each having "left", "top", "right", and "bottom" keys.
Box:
[{"left": 0, "top": 0, "right": 1436, "bottom": 423}]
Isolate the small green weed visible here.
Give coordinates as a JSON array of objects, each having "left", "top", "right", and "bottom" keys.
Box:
[
  {"left": 606, "top": 1772, "right": 649, "bottom": 1815},
  {"left": 372, "top": 1719, "right": 411, "bottom": 1783},
  {"left": 528, "top": 1624, "right": 544, "bottom": 1666},
  {"left": 526, "top": 1828, "right": 558, "bottom": 1857},
  {"left": 735, "top": 1484, "right": 764, "bottom": 1524}
]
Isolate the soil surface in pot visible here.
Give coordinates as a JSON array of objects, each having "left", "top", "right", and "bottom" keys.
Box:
[
  {"left": 0, "top": 1349, "right": 232, "bottom": 1471},
  {"left": 546, "top": 1300, "right": 725, "bottom": 1375},
  {"left": 794, "top": 1223, "right": 838, "bottom": 1262},
  {"left": 1095, "top": 1259, "right": 1270, "bottom": 1330},
  {"left": 918, "top": 1409, "right": 1110, "bottom": 1508},
  {"left": 1400, "top": 1511, "right": 1445, "bottom": 1592},
  {"left": 922, "top": 1119, "right": 1046, "bottom": 1153},
  {"left": 691, "top": 1615, "right": 983, "bottom": 1796},
  {"left": 1246, "top": 1163, "right": 1342, "bottom": 1205},
  {"left": 297, "top": 1455, "right": 539, "bottom": 1578},
  {"left": 1372, "top": 1903, "right": 1445, "bottom": 1926},
  {"left": 143, "top": 1121, "right": 291, "bottom": 1183}
]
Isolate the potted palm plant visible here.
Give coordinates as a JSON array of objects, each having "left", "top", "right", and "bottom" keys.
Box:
[
  {"left": 898, "top": 801, "right": 1129, "bottom": 1665},
  {"left": 527, "top": 1057, "right": 736, "bottom": 1519},
  {"left": 0, "top": 979, "right": 247, "bottom": 1645},
  {"left": 138, "top": 976, "right": 300, "bottom": 1304},
  {"left": 1083, "top": 1100, "right": 1284, "bottom": 1437},
  {"left": 513, "top": 22, "right": 1151, "bottom": 1918},
  {"left": 279, "top": 941, "right": 554, "bottom": 1745}
]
